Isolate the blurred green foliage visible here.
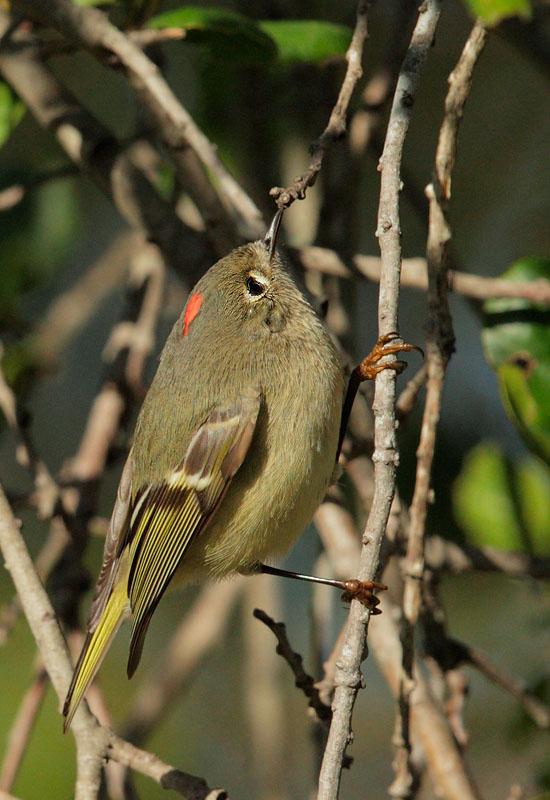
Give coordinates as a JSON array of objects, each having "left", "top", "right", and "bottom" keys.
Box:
[
  {"left": 0, "top": 81, "right": 25, "bottom": 148},
  {"left": 258, "top": 20, "right": 353, "bottom": 65},
  {"left": 463, "top": 0, "right": 531, "bottom": 23},
  {"left": 483, "top": 258, "right": 550, "bottom": 467},
  {"left": 148, "top": 7, "right": 353, "bottom": 66},
  {"left": 0, "top": 178, "right": 80, "bottom": 325},
  {"left": 453, "top": 441, "right": 550, "bottom": 554},
  {"left": 148, "top": 6, "right": 278, "bottom": 64}
]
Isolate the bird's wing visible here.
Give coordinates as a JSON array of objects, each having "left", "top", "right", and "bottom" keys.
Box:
[
  {"left": 87, "top": 454, "right": 133, "bottom": 633},
  {"left": 125, "top": 388, "right": 261, "bottom": 676}
]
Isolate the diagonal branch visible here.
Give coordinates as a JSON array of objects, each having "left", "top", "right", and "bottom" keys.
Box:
[
  {"left": 316, "top": 5, "right": 443, "bottom": 798},
  {"left": 270, "top": 1, "right": 370, "bottom": 210},
  {"left": 16, "top": 0, "right": 264, "bottom": 239},
  {"left": 0, "top": 481, "right": 227, "bottom": 799},
  {"left": 0, "top": 10, "right": 213, "bottom": 283}
]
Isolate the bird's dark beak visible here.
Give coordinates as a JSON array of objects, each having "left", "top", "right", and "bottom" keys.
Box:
[{"left": 263, "top": 208, "right": 284, "bottom": 261}]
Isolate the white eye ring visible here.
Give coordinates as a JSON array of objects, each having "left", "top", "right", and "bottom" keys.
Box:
[{"left": 246, "top": 274, "right": 267, "bottom": 298}]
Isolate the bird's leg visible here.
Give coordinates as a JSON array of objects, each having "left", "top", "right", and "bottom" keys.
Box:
[
  {"left": 337, "top": 331, "right": 423, "bottom": 459},
  {"left": 257, "top": 563, "right": 387, "bottom": 613}
]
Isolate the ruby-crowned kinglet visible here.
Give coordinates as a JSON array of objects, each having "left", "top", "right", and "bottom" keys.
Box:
[{"left": 63, "top": 212, "right": 344, "bottom": 729}]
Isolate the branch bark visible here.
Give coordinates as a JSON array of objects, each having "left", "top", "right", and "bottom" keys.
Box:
[
  {"left": 317, "top": 4, "right": 442, "bottom": 798},
  {"left": 397, "top": 22, "right": 488, "bottom": 796},
  {"left": 270, "top": 1, "right": 370, "bottom": 210},
  {"left": 16, "top": 0, "right": 264, "bottom": 239},
  {"left": 0, "top": 481, "right": 227, "bottom": 799},
  {"left": 0, "top": 10, "right": 213, "bottom": 284}
]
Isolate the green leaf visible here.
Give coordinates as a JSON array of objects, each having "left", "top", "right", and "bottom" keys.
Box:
[
  {"left": 258, "top": 20, "right": 352, "bottom": 64},
  {"left": 462, "top": 0, "right": 531, "bottom": 25},
  {"left": 148, "top": 6, "right": 277, "bottom": 64},
  {"left": 0, "top": 82, "right": 25, "bottom": 148},
  {"left": 482, "top": 257, "right": 550, "bottom": 465},
  {"left": 453, "top": 442, "right": 550, "bottom": 555}
]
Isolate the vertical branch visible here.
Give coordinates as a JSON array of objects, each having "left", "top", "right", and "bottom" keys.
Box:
[
  {"left": 317, "top": 4, "right": 442, "bottom": 799},
  {"left": 397, "top": 20, "right": 488, "bottom": 799}
]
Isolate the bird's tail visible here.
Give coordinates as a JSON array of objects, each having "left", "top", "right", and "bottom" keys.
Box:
[{"left": 63, "top": 569, "right": 129, "bottom": 732}]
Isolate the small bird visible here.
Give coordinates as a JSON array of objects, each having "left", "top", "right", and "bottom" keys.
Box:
[{"left": 63, "top": 211, "right": 350, "bottom": 729}]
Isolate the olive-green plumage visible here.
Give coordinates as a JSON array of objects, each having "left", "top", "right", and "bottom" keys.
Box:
[{"left": 63, "top": 230, "right": 343, "bottom": 730}]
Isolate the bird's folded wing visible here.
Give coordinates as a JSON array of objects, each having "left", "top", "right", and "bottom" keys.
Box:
[
  {"left": 126, "top": 388, "right": 261, "bottom": 675},
  {"left": 86, "top": 455, "right": 133, "bottom": 633}
]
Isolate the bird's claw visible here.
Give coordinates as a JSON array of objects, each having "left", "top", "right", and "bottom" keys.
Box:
[
  {"left": 355, "top": 332, "right": 423, "bottom": 382},
  {"left": 340, "top": 579, "right": 387, "bottom": 613}
]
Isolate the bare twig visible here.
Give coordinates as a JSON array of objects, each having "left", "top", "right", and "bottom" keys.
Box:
[
  {"left": 317, "top": 6, "right": 442, "bottom": 798},
  {"left": 0, "top": 481, "right": 228, "bottom": 799},
  {"left": 107, "top": 736, "right": 228, "bottom": 800},
  {"left": 18, "top": 0, "right": 263, "bottom": 239},
  {"left": 253, "top": 609, "right": 332, "bottom": 727},
  {"left": 270, "top": 2, "right": 370, "bottom": 210},
  {"left": 395, "top": 365, "right": 428, "bottom": 422},
  {"left": 316, "top": 500, "right": 482, "bottom": 800},
  {"left": 370, "top": 597, "right": 482, "bottom": 800},
  {"left": 38, "top": 26, "right": 187, "bottom": 58},
  {"left": 0, "top": 11, "right": 212, "bottom": 283},
  {"left": 397, "top": 23, "right": 488, "bottom": 796},
  {"left": 424, "top": 536, "right": 550, "bottom": 579},
  {"left": 0, "top": 518, "right": 69, "bottom": 645},
  {"left": 296, "top": 247, "right": 550, "bottom": 304}
]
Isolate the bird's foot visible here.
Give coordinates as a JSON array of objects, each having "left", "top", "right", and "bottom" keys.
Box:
[
  {"left": 340, "top": 579, "right": 387, "bottom": 613},
  {"left": 356, "top": 332, "right": 423, "bottom": 382}
]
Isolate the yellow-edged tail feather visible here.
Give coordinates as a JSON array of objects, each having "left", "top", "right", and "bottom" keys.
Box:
[{"left": 63, "top": 558, "right": 129, "bottom": 732}]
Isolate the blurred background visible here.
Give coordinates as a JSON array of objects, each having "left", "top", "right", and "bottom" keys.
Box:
[{"left": 0, "top": 0, "right": 549, "bottom": 797}]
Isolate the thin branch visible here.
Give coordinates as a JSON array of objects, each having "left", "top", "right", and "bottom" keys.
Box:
[
  {"left": 295, "top": 247, "right": 550, "bottom": 304},
  {"left": 317, "top": 5, "right": 442, "bottom": 798},
  {"left": 0, "top": 481, "right": 228, "bottom": 799},
  {"left": 398, "top": 17, "right": 488, "bottom": 793},
  {"left": 397, "top": 24, "right": 488, "bottom": 795},
  {"left": 270, "top": 1, "right": 370, "bottom": 210},
  {"left": 424, "top": 536, "right": 550, "bottom": 579},
  {"left": 19, "top": 0, "right": 263, "bottom": 239},
  {"left": 38, "top": 26, "right": 187, "bottom": 58},
  {"left": 316, "top": 501, "right": 481, "bottom": 800},
  {"left": 0, "top": 11, "right": 213, "bottom": 284},
  {"left": 395, "top": 365, "right": 428, "bottom": 422},
  {"left": 369, "top": 597, "right": 482, "bottom": 800},
  {"left": 107, "top": 736, "right": 227, "bottom": 800},
  {"left": 253, "top": 609, "right": 332, "bottom": 727},
  {"left": 0, "top": 519, "right": 69, "bottom": 645}
]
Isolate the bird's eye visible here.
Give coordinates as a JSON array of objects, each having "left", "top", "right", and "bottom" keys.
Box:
[{"left": 246, "top": 276, "right": 267, "bottom": 297}]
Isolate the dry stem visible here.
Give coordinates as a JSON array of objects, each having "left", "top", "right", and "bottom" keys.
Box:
[
  {"left": 0, "top": 482, "right": 227, "bottom": 799},
  {"left": 397, "top": 22, "right": 488, "bottom": 797},
  {"left": 270, "top": 2, "right": 370, "bottom": 210},
  {"left": 317, "top": 5, "right": 442, "bottom": 798}
]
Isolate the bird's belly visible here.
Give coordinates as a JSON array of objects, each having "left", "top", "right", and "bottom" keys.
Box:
[{"left": 176, "top": 423, "right": 338, "bottom": 581}]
